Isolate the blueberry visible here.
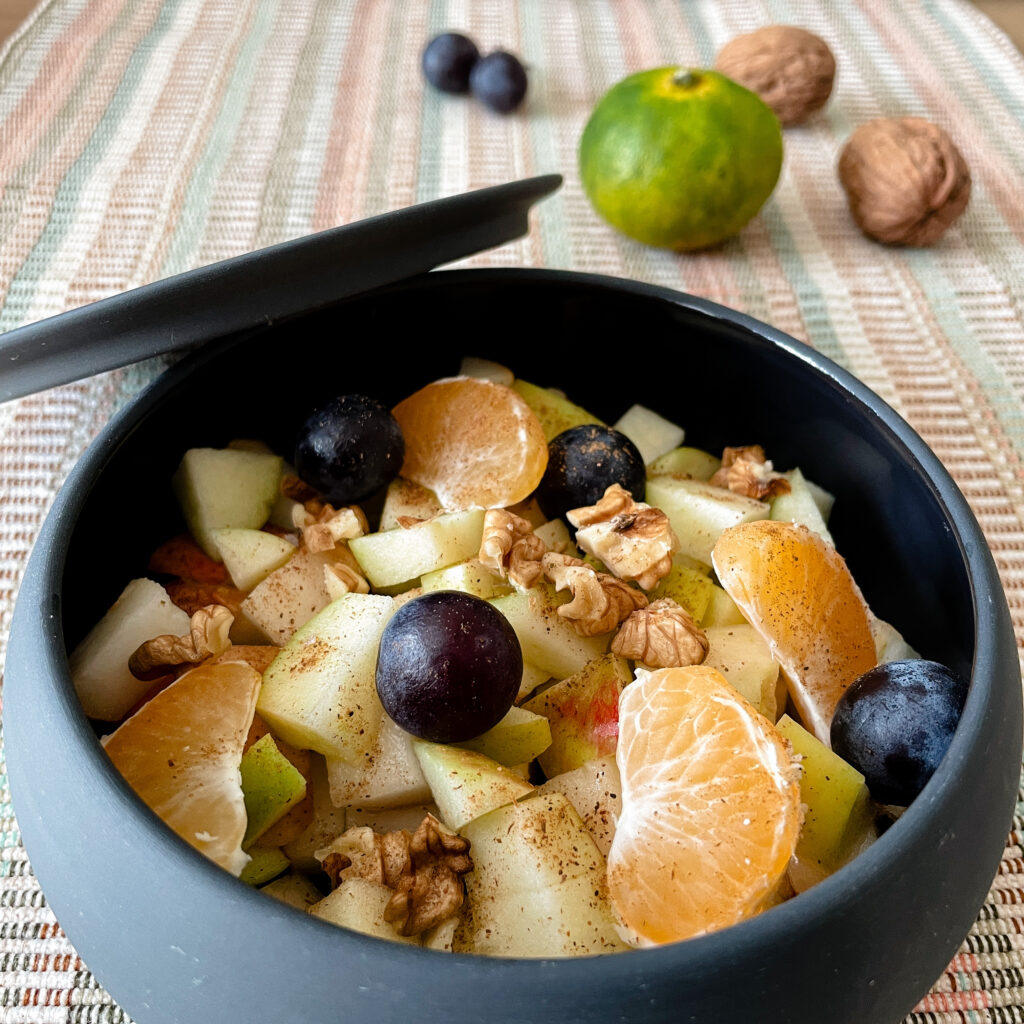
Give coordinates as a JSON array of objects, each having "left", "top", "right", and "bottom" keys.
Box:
[
  {"left": 376, "top": 591, "right": 522, "bottom": 743},
  {"left": 422, "top": 32, "right": 480, "bottom": 94},
  {"left": 294, "top": 394, "right": 404, "bottom": 506},
  {"left": 830, "top": 659, "right": 968, "bottom": 806},
  {"left": 469, "top": 51, "right": 528, "bottom": 113},
  {"left": 536, "top": 424, "right": 646, "bottom": 522}
]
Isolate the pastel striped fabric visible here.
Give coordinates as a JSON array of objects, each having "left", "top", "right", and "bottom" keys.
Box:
[{"left": 0, "top": 0, "right": 1022, "bottom": 1020}]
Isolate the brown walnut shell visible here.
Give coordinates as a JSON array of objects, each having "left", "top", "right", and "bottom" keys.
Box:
[
  {"left": 715, "top": 25, "right": 835, "bottom": 126},
  {"left": 838, "top": 116, "right": 971, "bottom": 246}
]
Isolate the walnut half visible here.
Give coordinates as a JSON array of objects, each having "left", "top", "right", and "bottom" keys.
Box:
[
  {"left": 478, "top": 508, "right": 547, "bottom": 590},
  {"left": 567, "top": 484, "right": 677, "bottom": 591},
  {"left": 128, "top": 604, "right": 234, "bottom": 680},
  {"left": 709, "top": 445, "right": 791, "bottom": 501},
  {"left": 612, "top": 597, "right": 709, "bottom": 669},
  {"left": 542, "top": 551, "right": 648, "bottom": 637}
]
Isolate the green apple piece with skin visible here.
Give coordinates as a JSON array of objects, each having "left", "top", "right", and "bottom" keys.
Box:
[
  {"left": 516, "top": 659, "right": 549, "bottom": 703},
  {"left": 344, "top": 804, "right": 440, "bottom": 834},
  {"left": 770, "top": 468, "right": 834, "bottom": 545},
  {"left": 700, "top": 582, "right": 748, "bottom": 628},
  {"left": 240, "top": 733, "right": 309, "bottom": 848},
  {"left": 326, "top": 715, "right": 431, "bottom": 809},
  {"left": 532, "top": 517, "right": 580, "bottom": 559},
  {"left": 282, "top": 754, "right": 348, "bottom": 874},
  {"left": 459, "top": 355, "right": 514, "bottom": 386},
  {"left": 645, "top": 475, "right": 770, "bottom": 564},
  {"left": 871, "top": 615, "right": 920, "bottom": 663},
  {"left": 539, "top": 756, "right": 621, "bottom": 858},
  {"left": 210, "top": 527, "right": 296, "bottom": 593},
  {"left": 775, "top": 714, "right": 876, "bottom": 892},
  {"left": 69, "top": 578, "right": 191, "bottom": 721},
  {"left": 259, "top": 871, "right": 323, "bottom": 910},
  {"left": 378, "top": 477, "right": 443, "bottom": 531},
  {"left": 646, "top": 445, "right": 722, "bottom": 481},
  {"left": 804, "top": 476, "right": 835, "bottom": 521},
  {"left": 703, "top": 624, "right": 782, "bottom": 720},
  {"left": 239, "top": 846, "right": 290, "bottom": 887},
  {"left": 412, "top": 741, "right": 534, "bottom": 830},
  {"left": 613, "top": 403, "right": 685, "bottom": 465},
  {"left": 172, "top": 447, "right": 283, "bottom": 559},
  {"left": 511, "top": 379, "right": 603, "bottom": 441},
  {"left": 455, "top": 792, "right": 629, "bottom": 957},
  {"left": 488, "top": 584, "right": 609, "bottom": 681},
  {"left": 419, "top": 558, "right": 511, "bottom": 600},
  {"left": 522, "top": 652, "right": 630, "bottom": 778},
  {"left": 349, "top": 508, "right": 485, "bottom": 589},
  {"left": 455, "top": 705, "right": 552, "bottom": 766},
  {"left": 649, "top": 559, "right": 714, "bottom": 621},
  {"left": 309, "top": 879, "right": 420, "bottom": 945},
  {"left": 257, "top": 592, "right": 394, "bottom": 762},
  {"left": 242, "top": 547, "right": 354, "bottom": 646}
]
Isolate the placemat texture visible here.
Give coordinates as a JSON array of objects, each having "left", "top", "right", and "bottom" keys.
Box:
[{"left": 0, "top": 0, "right": 1022, "bottom": 1020}]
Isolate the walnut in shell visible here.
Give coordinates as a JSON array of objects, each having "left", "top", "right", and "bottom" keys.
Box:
[
  {"left": 838, "top": 117, "right": 971, "bottom": 246},
  {"left": 715, "top": 25, "right": 835, "bottom": 126}
]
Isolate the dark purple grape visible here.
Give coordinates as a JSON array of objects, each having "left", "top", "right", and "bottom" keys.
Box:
[
  {"left": 376, "top": 591, "right": 522, "bottom": 743},
  {"left": 830, "top": 659, "right": 968, "bottom": 806},
  {"left": 422, "top": 32, "right": 480, "bottom": 94},
  {"left": 469, "top": 51, "right": 528, "bottom": 113},
  {"left": 294, "top": 394, "right": 404, "bottom": 506},
  {"left": 535, "top": 424, "right": 646, "bottom": 522}
]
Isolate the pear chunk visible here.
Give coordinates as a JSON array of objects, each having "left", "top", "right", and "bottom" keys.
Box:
[{"left": 210, "top": 528, "right": 295, "bottom": 592}]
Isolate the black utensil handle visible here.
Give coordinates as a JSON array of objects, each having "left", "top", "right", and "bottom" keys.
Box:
[{"left": 0, "top": 174, "right": 562, "bottom": 404}]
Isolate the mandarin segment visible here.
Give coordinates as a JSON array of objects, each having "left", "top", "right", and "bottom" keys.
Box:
[
  {"left": 102, "top": 660, "right": 261, "bottom": 876},
  {"left": 711, "top": 520, "right": 876, "bottom": 745},
  {"left": 608, "top": 665, "right": 801, "bottom": 944},
  {"left": 391, "top": 376, "right": 548, "bottom": 510}
]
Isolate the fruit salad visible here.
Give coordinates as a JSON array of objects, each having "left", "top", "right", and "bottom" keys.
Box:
[{"left": 69, "top": 357, "right": 967, "bottom": 955}]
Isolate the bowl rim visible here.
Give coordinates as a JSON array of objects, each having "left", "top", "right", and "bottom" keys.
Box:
[{"left": 6, "top": 265, "right": 1019, "bottom": 991}]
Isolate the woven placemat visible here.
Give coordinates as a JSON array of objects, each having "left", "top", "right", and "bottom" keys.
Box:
[{"left": 0, "top": 0, "right": 1022, "bottom": 1020}]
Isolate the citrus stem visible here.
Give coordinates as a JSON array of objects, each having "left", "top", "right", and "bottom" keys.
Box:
[{"left": 672, "top": 68, "right": 697, "bottom": 88}]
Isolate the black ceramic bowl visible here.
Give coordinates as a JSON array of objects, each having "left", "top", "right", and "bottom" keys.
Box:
[{"left": 4, "top": 269, "right": 1020, "bottom": 1024}]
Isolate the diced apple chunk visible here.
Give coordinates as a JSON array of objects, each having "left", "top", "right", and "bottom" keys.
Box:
[
  {"left": 700, "top": 582, "right": 747, "bottom": 628},
  {"left": 257, "top": 593, "right": 394, "bottom": 762},
  {"left": 309, "top": 879, "right": 419, "bottom": 945},
  {"left": 282, "top": 755, "right": 348, "bottom": 874},
  {"left": 173, "top": 447, "right": 283, "bottom": 559},
  {"left": 459, "top": 356, "right": 514, "bottom": 386},
  {"left": 871, "top": 616, "right": 920, "bottom": 663},
  {"left": 539, "top": 757, "right": 622, "bottom": 857},
  {"left": 532, "top": 517, "right": 580, "bottom": 558},
  {"left": 378, "top": 477, "right": 443, "bottom": 531},
  {"left": 646, "top": 445, "right": 722, "bottom": 481},
  {"left": 69, "top": 578, "right": 191, "bottom": 721},
  {"left": 488, "top": 584, "right": 609, "bottom": 681},
  {"left": 703, "top": 624, "right": 782, "bottom": 720},
  {"left": 511, "top": 379, "right": 603, "bottom": 440},
  {"left": 649, "top": 558, "right": 714, "bottom": 621},
  {"left": 211, "top": 528, "right": 296, "bottom": 592},
  {"left": 613, "top": 404, "right": 684, "bottom": 465},
  {"left": 419, "top": 558, "right": 511, "bottom": 600},
  {"left": 240, "top": 733, "right": 308, "bottom": 848},
  {"left": 645, "top": 475, "right": 769, "bottom": 564},
  {"left": 770, "top": 468, "right": 834, "bottom": 545},
  {"left": 455, "top": 705, "right": 552, "bottom": 766},
  {"left": 326, "top": 716, "right": 431, "bottom": 809},
  {"left": 455, "top": 793, "right": 628, "bottom": 956},
  {"left": 349, "top": 509, "right": 485, "bottom": 588},
  {"left": 412, "top": 741, "right": 534, "bottom": 830}
]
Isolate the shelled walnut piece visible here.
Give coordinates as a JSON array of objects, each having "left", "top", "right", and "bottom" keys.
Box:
[
  {"left": 478, "top": 508, "right": 547, "bottom": 589},
  {"left": 542, "top": 551, "right": 648, "bottom": 637},
  {"left": 612, "top": 597, "right": 709, "bottom": 669},
  {"left": 715, "top": 25, "right": 836, "bottom": 126},
  {"left": 710, "top": 445, "right": 791, "bottom": 501},
  {"left": 128, "top": 605, "right": 234, "bottom": 680},
  {"left": 838, "top": 117, "right": 971, "bottom": 246},
  {"left": 567, "top": 484, "right": 677, "bottom": 591},
  {"left": 318, "top": 815, "right": 472, "bottom": 937}
]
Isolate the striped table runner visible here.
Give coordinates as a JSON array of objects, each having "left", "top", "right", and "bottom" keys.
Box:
[{"left": 0, "top": 1, "right": 1022, "bottom": 1020}]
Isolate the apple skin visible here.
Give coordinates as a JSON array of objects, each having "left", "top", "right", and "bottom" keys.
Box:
[{"left": 523, "top": 653, "right": 630, "bottom": 778}]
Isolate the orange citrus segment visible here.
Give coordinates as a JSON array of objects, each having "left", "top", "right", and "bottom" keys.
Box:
[
  {"left": 102, "top": 660, "right": 261, "bottom": 876},
  {"left": 710, "top": 520, "right": 876, "bottom": 745},
  {"left": 392, "top": 376, "right": 548, "bottom": 510},
  {"left": 608, "top": 665, "right": 801, "bottom": 944}
]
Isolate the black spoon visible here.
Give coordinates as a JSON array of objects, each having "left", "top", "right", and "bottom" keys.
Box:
[{"left": 0, "top": 173, "right": 562, "bottom": 404}]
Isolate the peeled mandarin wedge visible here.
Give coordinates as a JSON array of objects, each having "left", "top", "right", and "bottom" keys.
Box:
[
  {"left": 391, "top": 376, "right": 548, "bottom": 510},
  {"left": 711, "top": 520, "right": 876, "bottom": 745},
  {"left": 608, "top": 665, "right": 801, "bottom": 944},
  {"left": 102, "top": 660, "right": 261, "bottom": 876}
]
